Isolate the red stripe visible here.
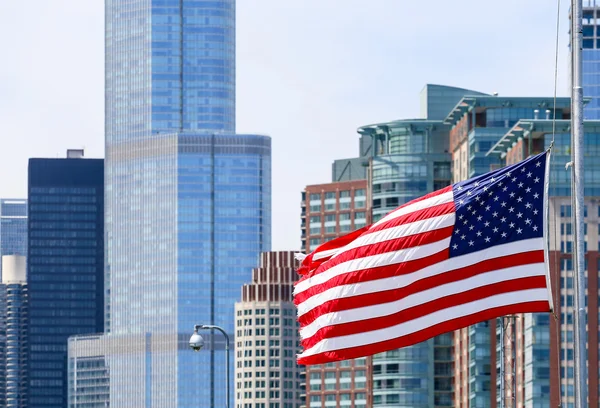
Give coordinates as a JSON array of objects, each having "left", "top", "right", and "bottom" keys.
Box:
[
  {"left": 297, "top": 250, "right": 545, "bottom": 327},
  {"left": 297, "top": 300, "right": 550, "bottom": 365},
  {"left": 301, "top": 275, "right": 547, "bottom": 350},
  {"left": 367, "top": 201, "right": 456, "bottom": 235}
]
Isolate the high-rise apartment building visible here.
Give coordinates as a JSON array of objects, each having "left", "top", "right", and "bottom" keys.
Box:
[
  {"left": 27, "top": 151, "right": 104, "bottom": 407},
  {"left": 0, "top": 256, "right": 28, "bottom": 408},
  {"left": 234, "top": 251, "right": 302, "bottom": 408},
  {"left": 485, "top": 119, "right": 600, "bottom": 408},
  {"left": 301, "top": 180, "right": 372, "bottom": 408},
  {"left": 445, "top": 96, "right": 575, "bottom": 408},
  {"left": 69, "top": 1, "right": 271, "bottom": 407},
  {"left": 0, "top": 199, "right": 27, "bottom": 280}
]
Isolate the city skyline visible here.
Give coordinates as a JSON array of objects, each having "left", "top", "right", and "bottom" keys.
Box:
[{"left": 0, "top": 0, "right": 574, "bottom": 251}]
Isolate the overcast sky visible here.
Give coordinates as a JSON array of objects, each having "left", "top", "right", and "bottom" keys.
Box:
[{"left": 0, "top": 1, "right": 570, "bottom": 251}]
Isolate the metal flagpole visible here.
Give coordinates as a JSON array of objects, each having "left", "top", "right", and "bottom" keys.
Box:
[
  {"left": 570, "top": 1, "right": 588, "bottom": 407},
  {"left": 500, "top": 318, "right": 505, "bottom": 408}
]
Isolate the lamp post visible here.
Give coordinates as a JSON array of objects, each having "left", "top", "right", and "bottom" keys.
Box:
[{"left": 189, "top": 324, "right": 230, "bottom": 408}]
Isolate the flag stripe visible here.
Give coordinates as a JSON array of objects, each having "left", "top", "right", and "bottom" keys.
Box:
[
  {"left": 297, "top": 300, "right": 550, "bottom": 365},
  {"left": 294, "top": 237, "right": 452, "bottom": 296},
  {"left": 300, "top": 269, "right": 546, "bottom": 348},
  {"left": 297, "top": 249, "right": 544, "bottom": 326},
  {"left": 373, "top": 186, "right": 453, "bottom": 228},
  {"left": 297, "top": 288, "right": 550, "bottom": 361}
]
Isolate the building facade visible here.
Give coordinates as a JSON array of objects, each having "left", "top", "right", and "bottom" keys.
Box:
[
  {"left": 0, "top": 199, "right": 27, "bottom": 280},
  {"left": 234, "top": 251, "right": 302, "bottom": 408},
  {"left": 485, "top": 119, "right": 600, "bottom": 408},
  {"left": 27, "top": 152, "right": 104, "bottom": 407},
  {"left": 69, "top": 1, "right": 271, "bottom": 407},
  {"left": 301, "top": 180, "right": 372, "bottom": 408},
  {"left": 577, "top": 1, "right": 600, "bottom": 119},
  {"left": 0, "top": 256, "right": 28, "bottom": 408}
]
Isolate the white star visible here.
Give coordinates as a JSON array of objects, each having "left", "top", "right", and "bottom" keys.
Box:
[
  {"left": 459, "top": 214, "right": 464, "bottom": 220},
  {"left": 491, "top": 177, "right": 496, "bottom": 182},
  {"left": 485, "top": 236, "right": 491, "bottom": 243},
  {"left": 512, "top": 177, "right": 517, "bottom": 182},
  {"left": 477, "top": 215, "right": 483, "bottom": 221},
  {"left": 484, "top": 221, "right": 490, "bottom": 227},
  {"left": 516, "top": 228, "right": 523, "bottom": 234},
  {"left": 463, "top": 219, "right": 469, "bottom": 225},
  {"left": 493, "top": 227, "right": 499, "bottom": 233},
  {"left": 518, "top": 182, "right": 524, "bottom": 188},
  {"left": 485, "top": 205, "right": 491, "bottom": 211},
  {"left": 489, "top": 190, "right": 494, "bottom": 196},
  {"left": 467, "top": 191, "right": 472, "bottom": 196},
  {"left": 534, "top": 177, "right": 540, "bottom": 183},
  {"left": 517, "top": 197, "right": 523, "bottom": 203},
  {"left": 475, "top": 195, "right": 481, "bottom": 201},
  {"left": 527, "top": 172, "right": 532, "bottom": 178},
  {"left": 506, "top": 172, "right": 511, "bottom": 177},
  {"left": 501, "top": 232, "right": 508, "bottom": 238},
  {"left": 499, "top": 181, "right": 503, "bottom": 186},
  {"left": 517, "top": 212, "right": 523, "bottom": 218},
  {"left": 533, "top": 193, "right": 539, "bottom": 199},
  {"left": 476, "top": 231, "right": 482, "bottom": 237},
  {"left": 475, "top": 181, "right": 480, "bottom": 187},
  {"left": 510, "top": 192, "right": 516, "bottom": 198},
  {"left": 503, "top": 186, "right": 508, "bottom": 192},
  {"left": 480, "top": 200, "right": 485, "bottom": 206},
  {"left": 455, "top": 228, "right": 461, "bottom": 235},
  {"left": 501, "top": 201, "right": 507, "bottom": 207},
  {"left": 525, "top": 202, "right": 532, "bottom": 209},
  {"left": 457, "top": 185, "right": 463, "bottom": 191},
  {"left": 461, "top": 234, "right": 466, "bottom": 240},
  {"left": 483, "top": 186, "right": 488, "bottom": 192},
  {"left": 459, "top": 199, "right": 464, "bottom": 205},
  {"left": 469, "top": 225, "right": 475, "bottom": 231},
  {"left": 525, "top": 218, "right": 532, "bottom": 225},
  {"left": 493, "top": 211, "right": 499, "bottom": 217},
  {"left": 452, "top": 244, "right": 458, "bottom": 250},
  {"left": 501, "top": 217, "right": 507, "bottom": 223},
  {"left": 494, "top": 196, "right": 500, "bottom": 202},
  {"left": 533, "top": 209, "right": 539, "bottom": 215},
  {"left": 508, "top": 207, "right": 515, "bottom": 213},
  {"left": 533, "top": 225, "right": 539, "bottom": 231},
  {"left": 469, "top": 240, "right": 475, "bottom": 246},
  {"left": 467, "top": 205, "right": 472, "bottom": 211},
  {"left": 526, "top": 187, "right": 531, "bottom": 193},
  {"left": 471, "top": 210, "right": 477, "bottom": 216},
  {"left": 536, "top": 161, "right": 541, "bottom": 167},
  {"left": 509, "top": 222, "right": 515, "bottom": 228},
  {"left": 521, "top": 167, "right": 526, "bottom": 173}
]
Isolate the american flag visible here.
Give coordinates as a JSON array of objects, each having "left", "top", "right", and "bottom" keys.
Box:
[{"left": 295, "top": 150, "right": 553, "bottom": 365}]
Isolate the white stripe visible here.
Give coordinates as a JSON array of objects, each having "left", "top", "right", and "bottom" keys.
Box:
[
  {"left": 298, "top": 288, "right": 550, "bottom": 359},
  {"left": 313, "top": 248, "right": 340, "bottom": 261},
  {"left": 294, "top": 237, "right": 451, "bottom": 296},
  {"left": 334, "top": 213, "right": 455, "bottom": 256},
  {"left": 297, "top": 238, "right": 544, "bottom": 317},
  {"left": 299, "top": 262, "right": 546, "bottom": 340},
  {"left": 373, "top": 190, "right": 454, "bottom": 228}
]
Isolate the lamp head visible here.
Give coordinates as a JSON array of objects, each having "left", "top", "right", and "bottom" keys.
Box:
[{"left": 189, "top": 327, "right": 204, "bottom": 352}]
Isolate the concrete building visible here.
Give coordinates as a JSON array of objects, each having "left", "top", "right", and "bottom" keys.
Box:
[
  {"left": 234, "top": 251, "right": 302, "bottom": 408},
  {"left": 27, "top": 151, "right": 104, "bottom": 407},
  {"left": 0, "top": 255, "right": 28, "bottom": 408}
]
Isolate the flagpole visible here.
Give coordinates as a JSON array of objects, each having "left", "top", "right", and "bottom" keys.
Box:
[{"left": 571, "top": 0, "right": 588, "bottom": 407}]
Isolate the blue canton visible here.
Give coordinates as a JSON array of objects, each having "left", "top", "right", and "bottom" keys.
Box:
[{"left": 449, "top": 151, "right": 548, "bottom": 258}]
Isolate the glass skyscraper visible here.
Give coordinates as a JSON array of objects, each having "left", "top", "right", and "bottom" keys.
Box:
[
  {"left": 579, "top": 1, "right": 600, "bottom": 119},
  {"left": 70, "top": 1, "right": 271, "bottom": 407},
  {"left": 27, "top": 154, "right": 105, "bottom": 408},
  {"left": 0, "top": 199, "right": 27, "bottom": 280}
]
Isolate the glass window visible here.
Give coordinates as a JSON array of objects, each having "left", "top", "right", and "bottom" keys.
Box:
[
  {"left": 310, "top": 193, "right": 321, "bottom": 201},
  {"left": 340, "top": 190, "right": 350, "bottom": 198},
  {"left": 340, "top": 213, "right": 351, "bottom": 221},
  {"left": 325, "top": 192, "right": 336, "bottom": 200},
  {"left": 354, "top": 189, "right": 365, "bottom": 197}
]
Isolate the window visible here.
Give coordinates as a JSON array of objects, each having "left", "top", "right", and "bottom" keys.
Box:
[
  {"left": 310, "top": 216, "right": 321, "bottom": 223},
  {"left": 325, "top": 192, "right": 336, "bottom": 199},
  {"left": 340, "top": 190, "right": 350, "bottom": 198},
  {"left": 354, "top": 212, "right": 365, "bottom": 220},
  {"left": 355, "top": 189, "right": 366, "bottom": 197},
  {"left": 310, "top": 193, "right": 321, "bottom": 201},
  {"left": 325, "top": 214, "right": 336, "bottom": 222},
  {"left": 339, "top": 213, "right": 351, "bottom": 221},
  {"left": 340, "top": 201, "right": 351, "bottom": 210},
  {"left": 325, "top": 202, "right": 336, "bottom": 211}
]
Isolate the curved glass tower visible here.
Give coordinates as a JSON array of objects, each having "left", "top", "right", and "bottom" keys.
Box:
[{"left": 70, "top": 1, "right": 271, "bottom": 407}]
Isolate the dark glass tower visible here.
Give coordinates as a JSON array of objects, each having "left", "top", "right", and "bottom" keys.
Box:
[
  {"left": 68, "top": 1, "right": 271, "bottom": 407},
  {"left": 27, "top": 153, "right": 104, "bottom": 407},
  {"left": 0, "top": 199, "right": 28, "bottom": 280}
]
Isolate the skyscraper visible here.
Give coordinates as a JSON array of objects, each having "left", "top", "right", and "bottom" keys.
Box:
[
  {"left": 0, "top": 199, "right": 27, "bottom": 280},
  {"left": 27, "top": 151, "right": 104, "bottom": 407},
  {"left": 575, "top": 1, "right": 600, "bottom": 119},
  {"left": 234, "top": 251, "right": 302, "bottom": 408},
  {"left": 0, "top": 255, "right": 28, "bottom": 408},
  {"left": 70, "top": 1, "right": 271, "bottom": 407}
]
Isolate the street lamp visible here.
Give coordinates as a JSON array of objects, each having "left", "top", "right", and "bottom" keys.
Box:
[{"left": 189, "top": 324, "right": 230, "bottom": 408}]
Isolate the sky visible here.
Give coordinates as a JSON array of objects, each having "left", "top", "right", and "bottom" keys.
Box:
[{"left": 0, "top": 0, "right": 571, "bottom": 251}]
